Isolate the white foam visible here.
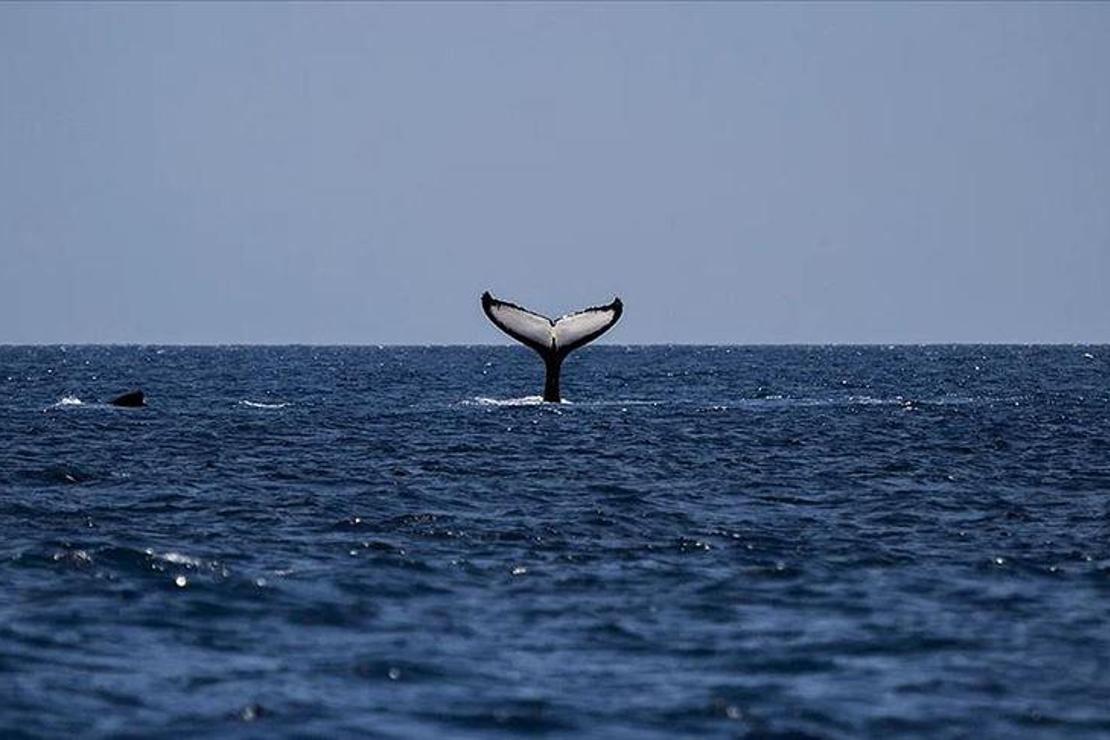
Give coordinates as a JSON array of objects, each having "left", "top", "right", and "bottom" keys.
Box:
[
  {"left": 239, "top": 400, "right": 289, "bottom": 409},
  {"left": 466, "top": 395, "right": 565, "bottom": 407},
  {"left": 845, "top": 395, "right": 900, "bottom": 406},
  {"left": 44, "top": 396, "right": 85, "bottom": 411},
  {"left": 152, "top": 550, "right": 203, "bottom": 567}
]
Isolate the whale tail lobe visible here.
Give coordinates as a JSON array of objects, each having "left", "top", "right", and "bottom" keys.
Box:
[
  {"left": 108, "top": 390, "right": 146, "bottom": 407},
  {"left": 481, "top": 291, "right": 623, "bottom": 402}
]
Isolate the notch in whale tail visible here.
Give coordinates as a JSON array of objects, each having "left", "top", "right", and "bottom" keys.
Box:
[{"left": 481, "top": 291, "right": 623, "bottom": 402}]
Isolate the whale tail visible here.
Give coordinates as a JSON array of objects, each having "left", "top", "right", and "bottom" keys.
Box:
[
  {"left": 481, "top": 291, "right": 623, "bottom": 402},
  {"left": 109, "top": 390, "right": 146, "bottom": 407}
]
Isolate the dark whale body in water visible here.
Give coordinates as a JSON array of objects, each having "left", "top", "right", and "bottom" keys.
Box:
[
  {"left": 109, "top": 390, "right": 146, "bottom": 407},
  {"left": 481, "top": 291, "right": 623, "bottom": 403}
]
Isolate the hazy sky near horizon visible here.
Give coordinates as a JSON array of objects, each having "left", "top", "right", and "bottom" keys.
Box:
[{"left": 2, "top": 3, "right": 1108, "bottom": 344}]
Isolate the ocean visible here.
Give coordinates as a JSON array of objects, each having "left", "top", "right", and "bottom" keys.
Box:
[{"left": 1, "top": 345, "right": 1108, "bottom": 738}]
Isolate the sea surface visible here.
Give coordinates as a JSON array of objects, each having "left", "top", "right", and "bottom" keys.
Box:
[{"left": 2, "top": 345, "right": 1109, "bottom": 738}]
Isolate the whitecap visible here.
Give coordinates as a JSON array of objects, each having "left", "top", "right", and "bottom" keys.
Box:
[
  {"left": 146, "top": 549, "right": 203, "bottom": 567},
  {"left": 239, "top": 400, "right": 289, "bottom": 409}
]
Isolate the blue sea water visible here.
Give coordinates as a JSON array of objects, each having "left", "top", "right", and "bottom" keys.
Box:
[{"left": 1, "top": 345, "right": 1109, "bottom": 738}]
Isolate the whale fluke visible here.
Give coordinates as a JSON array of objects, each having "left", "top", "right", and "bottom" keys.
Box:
[
  {"left": 109, "top": 390, "right": 145, "bottom": 407},
  {"left": 481, "top": 291, "right": 623, "bottom": 402}
]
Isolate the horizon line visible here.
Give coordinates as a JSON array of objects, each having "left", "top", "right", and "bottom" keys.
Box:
[{"left": 2, "top": 341, "right": 1107, "bottom": 349}]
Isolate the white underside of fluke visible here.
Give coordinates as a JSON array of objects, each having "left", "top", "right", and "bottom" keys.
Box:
[
  {"left": 482, "top": 292, "right": 623, "bottom": 354},
  {"left": 484, "top": 301, "right": 554, "bottom": 348}
]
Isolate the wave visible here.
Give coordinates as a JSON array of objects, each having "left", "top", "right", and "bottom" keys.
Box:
[{"left": 145, "top": 549, "right": 204, "bottom": 567}]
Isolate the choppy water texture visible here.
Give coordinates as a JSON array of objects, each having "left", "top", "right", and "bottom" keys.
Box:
[{"left": 2, "top": 345, "right": 1110, "bottom": 738}]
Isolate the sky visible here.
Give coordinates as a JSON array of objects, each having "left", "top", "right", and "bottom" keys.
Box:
[{"left": 1, "top": 3, "right": 1108, "bottom": 345}]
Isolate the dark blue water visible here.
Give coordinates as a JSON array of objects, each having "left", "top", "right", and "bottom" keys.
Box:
[{"left": 2, "top": 345, "right": 1109, "bottom": 738}]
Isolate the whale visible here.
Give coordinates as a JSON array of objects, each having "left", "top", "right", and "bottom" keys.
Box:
[
  {"left": 108, "top": 390, "right": 146, "bottom": 407},
  {"left": 481, "top": 291, "right": 623, "bottom": 403}
]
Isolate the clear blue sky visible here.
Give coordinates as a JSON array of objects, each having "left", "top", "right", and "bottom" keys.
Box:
[{"left": 2, "top": 3, "right": 1107, "bottom": 344}]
